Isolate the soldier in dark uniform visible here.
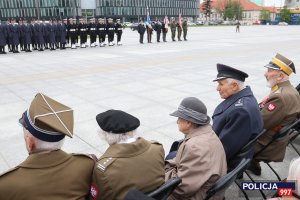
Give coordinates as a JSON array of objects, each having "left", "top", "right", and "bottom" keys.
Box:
[
  {"left": 177, "top": 18, "right": 182, "bottom": 41},
  {"left": 248, "top": 54, "right": 300, "bottom": 176},
  {"left": 58, "top": 19, "right": 67, "bottom": 49},
  {"left": 170, "top": 18, "right": 176, "bottom": 42},
  {"left": 43, "top": 20, "right": 50, "bottom": 49},
  {"left": 212, "top": 64, "right": 263, "bottom": 171},
  {"left": 236, "top": 21, "right": 241, "bottom": 33},
  {"left": 35, "top": 20, "right": 45, "bottom": 51},
  {"left": 53, "top": 19, "right": 60, "bottom": 48},
  {"left": 78, "top": 18, "right": 88, "bottom": 48},
  {"left": 182, "top": 17, "right": 188, "bottom": 41},
  {"left": 23, "top": 20, "right": 32, "bottom": 52},
  {"left": 89, "top": 110, "right": 165, "bottom": 200},
  {"left": 6, "top": 19, "right": 13, "bottom": 52},
  {"left": 97, "top": 18, "right": 106, "bottom": 47},
  {"left": 31, "top": 19, "right": 37, "bottom": 50},
  {"left": 0, "top": 93, "right": 95, "bottom": 200},
  {"left": 48, "top": 20, "right": 56, "bottom": 50},
  {"left": 0, "top": 22, "right": 7, "bottom": 54},
  {"left": 89, "top": 18, "right": 97, "bottom": 47},
  {"left": 11, "top": 19, "right": 20, "bottom": 53},
  {"left": 19, "top": 19, "right": 25, "bottom": 51},
  {"left": 137, "top": 20, "right": 146, "bottom": 44},
  {"left": 115, "top": 19, "right": 123, "bottom": 46},
  {"left": 154, "top": 19, "right": 162, "bottom": 42},
  {"left": 69, "top": 18, "right": 77, "bottom": 49},
  {"left": 64, "top": 18, "right": 70, "bottom": 48},
  {"left": 106, "top": 18, "right": 115, "bottom": 46},
  {"left": 146, "top": 23, "right": 153, "bottom": 43}
]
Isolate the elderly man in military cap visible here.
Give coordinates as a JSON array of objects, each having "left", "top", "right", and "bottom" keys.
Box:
[
  {"left": 212, "top": 64, "right": 263, "bottom": 172},
  {"left": 89, "top": 110, "right": 165, "bottom": 200},
  {"left": 0, "top": 93, "right": 95, "bottom": 200},
  {"left": 166, "top": 97, "right": 227, "bottom": 200},
  {"left": 248, "top": 53, "right": 300, "bottom": 176}
]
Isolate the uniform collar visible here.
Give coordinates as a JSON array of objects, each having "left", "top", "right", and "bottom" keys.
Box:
[
  {"left": 19, "top": 150, "right": 72, "bottom": 169},
  {"left": 271, "top": 80, "right": 291, "bottom": 93},
  {"left": 101, "top": 137, "right": 150, "bottom": 158},
  {"left": 214, "top": 86, "right": 253, "bottom": 114}
]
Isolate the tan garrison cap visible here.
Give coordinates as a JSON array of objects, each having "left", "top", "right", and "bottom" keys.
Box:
[
  {"left": 265, "top": 53, "right": 296, "bottom": 75},
  {"left": 19, "top": 93, "right": 74, "bottom": 142}
]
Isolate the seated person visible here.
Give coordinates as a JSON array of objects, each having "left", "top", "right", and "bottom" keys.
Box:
[
  {"left": 89, "top": 110, "right": 165, "bottom": 200},
  {"left": 212, "top": 64, "right": 264, "bottom": 171},
  {"left": 0, "top": 93, "right": 95, "bottom": 200},
  {"left": 165, "top": 97, "right": 227, "bottom": 200},
  {"left": 249, "top": 54, "right": 300, "bottom": 176}
]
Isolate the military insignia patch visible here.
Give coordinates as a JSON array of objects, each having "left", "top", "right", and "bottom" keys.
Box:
[
  {"left": 90, "top": 183, "right": 99, "bottom": 199},
  {"left": 267, "top": 103, "right": 276, "bottom": 112}
]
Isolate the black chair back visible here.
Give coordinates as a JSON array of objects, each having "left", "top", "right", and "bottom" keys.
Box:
[
  {"left": 205, "top": 158, "right": 251, "bottom": 200},
  {"left": 147, "top": 177, "right": 182, "bottom": 200}
]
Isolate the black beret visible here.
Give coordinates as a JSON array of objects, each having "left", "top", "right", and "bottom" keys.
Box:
[
  {"left": 213, "top": 64, "right": 248, "bottom": 82},
  {"left": 96, "top": 110, "right": 140, "bottom": 134}
]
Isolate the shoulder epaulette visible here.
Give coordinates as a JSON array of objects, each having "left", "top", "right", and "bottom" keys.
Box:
[
  {"left": 96, "top": 157, "right": 116, "bottom": 172},
  {"left": 0, "top": 166, "right": 19, "bottom": 177}
]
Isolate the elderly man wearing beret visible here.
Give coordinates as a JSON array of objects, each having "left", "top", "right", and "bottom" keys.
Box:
[
  {"left": 248, "top": 54, "right": 300, "bottom": 176},
  {"left": 89, "top": 110, "right": 165, "bottom": 200},
  {"left": 165, "top": 97, "right": 227, "bottom": 200},
  {"left": 212, "top": 64, "right": 264, "bottom": 172},
  {"left": 0, "top": 93, "right": 95, "bottom": 200}
]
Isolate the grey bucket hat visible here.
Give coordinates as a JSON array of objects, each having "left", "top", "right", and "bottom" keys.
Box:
[{"left": 170, "top": 97, "right": 210, "bottom": 125}]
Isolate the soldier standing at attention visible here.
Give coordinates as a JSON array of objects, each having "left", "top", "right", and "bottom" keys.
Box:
[
  {"left": 170, "top": 18, "right": 176, "bottom": 42},
  {"left": 146, "top": 23, "right": 153, "bottom": 43},
  {"left": 97, "top": 18, "right": 106, "bottom": 47},
  {"left": 236, "top": 20, "right": 241, "bottom": 33},
  {"left": 137, "top": 20, "right": 146, "bottom": 44},
  {"left": 89, "top": 18, "right": 97, "bottom": 47},
  {"left": 115, "top": 19, "right": 123, "bottom": 46},
  {"left": 0, "top": 21, "right": 7, "bottom": 54},
  {"left": 154, "top": 19, "right": 162, "bottom": 42},
  {"left": 23, "top": 20, "right": 32, "bottom": 52},
  {"left": 69, "top": 18, "right": 77, "bottom": 49},
  {"left": 106, "top": 18, "right": 115, "bottom": 46},
  {"left": 78, "top": 18, "right": 88, "bottom": 48},
  {"left": 162, "top": 16, "right": 169, "bottom": 42},
  {"left": 177, "top": 18, "right": 182, "bottom": 41},
  {"left": 182, "top": 17, "right": 188, "bottom": 41},
  {"left": 11, "top": 19, "right": 20, "bottom": 53},
  {"left": 64, "top": 18, "right": 70, "bottom": 48},
  {"left": 48, "top": 20, "right": 56, "bottom": 50},
  {"left": 0, "top": 93, "right": 95, "bottom": 200}
]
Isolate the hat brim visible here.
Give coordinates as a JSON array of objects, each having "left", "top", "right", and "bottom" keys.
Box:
[
  {"left": 264, "top": 63, "right": 281, "bottom": 71},
  {"left": 170, "top": 110, "right": 210, "bottom": 125},
  {"left": 213, "top": 76, "right": 228, "bottom": 82},
  {"left": 19, "top": 112, "right": 27, "bottom": 128}
]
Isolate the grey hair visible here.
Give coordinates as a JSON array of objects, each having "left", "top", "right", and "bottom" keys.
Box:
[
  {"left": 288, "top": 157, "right": 300, "bottom": 194},
  {"left": 24, "top": 129, "right": 65, "bottom": 153},
  {"left": 279, "top": 70, "right": 289, "bottom": 82},
  {"left": 226, "top": 78, "right": 245, "bottom": 90},
  {"left": 98, "top": 130, "right": 137, "bottom": 145}
]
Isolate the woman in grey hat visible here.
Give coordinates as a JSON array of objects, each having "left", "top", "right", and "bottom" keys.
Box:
[{"left": 165, "top": 97, "right": 227, "bottom": 200}]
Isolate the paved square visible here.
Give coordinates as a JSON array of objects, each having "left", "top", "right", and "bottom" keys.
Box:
[{"left": 0, "top": 25, "right": 300, "bottom": 199}]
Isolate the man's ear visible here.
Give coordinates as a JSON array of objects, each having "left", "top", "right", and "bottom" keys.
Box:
[{"left": 25, "top": 134, "right": 35, "bottom": 153}]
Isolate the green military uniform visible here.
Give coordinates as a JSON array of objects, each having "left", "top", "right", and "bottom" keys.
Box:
[
  {"left": 182, "top": 20, "right": 188, "bottom": 41},
  {"left": 90, "top": 138, "right": 165, "bottom": 200},
  {"left": 170, "top": 21, "right": 176, "bottom": 41},
  {"left": 0, "top": 150, "right": 94, "bottom": 200},
  {"left": 255, "top": 80, "right": 300, "bottom": 162},
  {"left": 177, "top": 22, "right": 182, "bottom": 41}
]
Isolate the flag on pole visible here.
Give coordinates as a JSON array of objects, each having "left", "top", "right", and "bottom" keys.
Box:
[
  {"left": 146, "top": 6, "right": 151, "bottom": 24},
  {"left": 179, "top": 12, "right": 182, "bottom": 29},
  {"left": 164, "top": 15, "right": 169, "bottom": 29}
]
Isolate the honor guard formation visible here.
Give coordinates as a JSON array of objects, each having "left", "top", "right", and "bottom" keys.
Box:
[
  {"left": 0, "top": 44, "right": 299, "bottom": 199},
  {"left": 0, "top": 16, "right": 189, "bottom": 54}
]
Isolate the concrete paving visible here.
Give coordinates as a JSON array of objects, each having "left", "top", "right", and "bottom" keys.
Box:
[{"left": 0, "top": 25, "right": 299, "bottom": 199}]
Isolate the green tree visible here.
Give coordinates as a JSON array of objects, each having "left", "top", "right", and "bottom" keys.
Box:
[
  {"left": 260, "top": 9, "right": 270, "bottom": 21},
  {"left": 280, "top": 6, "right": 291, "bottom": 23},
  {"left": 223, "top": 0, "right": 243, "bottom": 20}
]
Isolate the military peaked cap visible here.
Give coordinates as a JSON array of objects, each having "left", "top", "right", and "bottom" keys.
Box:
[
  {"left": 19, "top": 93, "right": 74, "bottom": 142},
  {"left": 265, "top": 53, "right": 296, "bottom": 75},
  {"left": 96, "top": 110, "right": 140, "bottom": 134},
  {"left": 213, "top": 64, "right": 248, "bottom": 82}
]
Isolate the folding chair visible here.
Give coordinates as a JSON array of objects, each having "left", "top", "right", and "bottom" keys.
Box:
[
  {"left": 288, "top": 118, "right": 300, "bottom": 156},
  {"left": 147, "top": 177, "right": 182, "bottom": 200},
  {"left": 204, "top": 158, "right": 251, "bottom": 200}
]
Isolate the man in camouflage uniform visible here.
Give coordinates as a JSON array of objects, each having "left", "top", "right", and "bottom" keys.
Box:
[
  {"left": 182, "top": 17, "right": 188, "bottom": 41},
  {"left": 170, "top": 18, "right": 176, "bottom": 42}
]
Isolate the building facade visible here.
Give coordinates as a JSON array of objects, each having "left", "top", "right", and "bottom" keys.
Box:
[
  {"left": 285, "top": 0, "right": 300, "bottom": 9},
  {"left": 0, "top": 0, "right": 199, "bottom": 21}
]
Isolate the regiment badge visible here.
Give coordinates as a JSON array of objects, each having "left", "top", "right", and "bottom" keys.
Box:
[
  {"left": 267, "top": 103, "right": 276, "bottom": 112},
  {"left": 90, "top": 183, "right": 100, "bottom": 199}
]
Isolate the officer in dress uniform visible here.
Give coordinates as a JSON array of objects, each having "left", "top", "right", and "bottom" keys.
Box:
[
  {"left": 64, "top": 18, "right": 70, "bottom": 48},
  {"left": 97, "top": 18, "right": 106, "bottom": 47},
  {"left": 115, "top": 19, "right": 123, "bottom": 46},
  {"left": 212, "top": 64, "right": 264, "bottom": 171},
  {"left": 43, "top": 20, "right": 50, "bottom": 49},
  {"left": 35, "top": 20, "right": 45, "bottom": 51},
  {"left": 248, "top": 54, "right": 300, "bottom": 176},
  {"left": 89, "top": 110, "right": 165, "bottom": 200},
  {"left": 106, "top": 18, "right": 115, "bottom": 46},
  {"left": 11, "top": 19, "right": 20, "bottom": 53},
  {"left": 69, "top": 18, "right": 77, "bottom": 49},
  {"left": 19, "top": 18, "right": 25, "bottom": 51},
  {"left": 23, "top": 20, "right": 32, "bottom": 52},
  {"left": 170, "top": 17, "right": 177, "bottom": 42},
  {"left": 58, "top": 19, "right": 67, "bottom": 50},
  {"left": 0, "top": 93, "right": 95, "bottom": 200},
  {"left": 53, "top": 19, "right": 60, "bottom": 48},
  {"left": 154, "top": 19, "right": 162, "bottom": 42},
  {"left": 78, "top": 18, "right": 88, "bottom": 48},
  {"left": 48, "top": 20, "right": 56, "bottom": 50},
  {"left": 89, "top": 18, "right": 97, "bottom": 47},
  {"left": 6, "top": 19, "right": 13, "bottom": 52},
  {"left": 137, "top": 20, "right": 146, "bottom": 44},
  {"left": 182, "top": 17, "right": 188, "bottom": 41},
  {"left": 0, "top": 21, "right": 7, "bottom": 54},
  {"left": 30, "top": 19, "right": 37, "bottom": 50}
]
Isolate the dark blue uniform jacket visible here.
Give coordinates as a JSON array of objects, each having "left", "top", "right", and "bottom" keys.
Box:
[{"left": 212, "top": 86, "right": 263, "bottom": 171}]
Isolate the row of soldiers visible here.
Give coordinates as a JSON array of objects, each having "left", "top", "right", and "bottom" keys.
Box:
[
  {"left": 0, "top": 18, "right": 123, "bottom": 54},
  {"left": 137, "top": 17, "right": 188, "bottom": 44}
]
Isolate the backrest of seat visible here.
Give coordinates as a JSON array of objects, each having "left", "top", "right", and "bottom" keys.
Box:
[
  {"left": 205, "top": 158, "right": 251, "bottom": 200},
  {"left": 295, "top": 84, "right": 300, "bottom": 95},
  {"left": 147, "top": 177, "right": 182, "bottom": 200}
]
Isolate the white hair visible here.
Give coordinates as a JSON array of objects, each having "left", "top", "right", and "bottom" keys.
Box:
[
  {"left": 279, "top": 71, "right": 289, "bottom": 82},
  {"left": 287, "top": 157, "right": 300, "bottom": 195},
  {"left": 24, "top": 129, "right": 65, "bottom": 153},
  {"left": 226, "top": 78, "right": 245, "bottom": 90},
  {"left": 98, "top": 130, "right": 137, "bottom": 145}
]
